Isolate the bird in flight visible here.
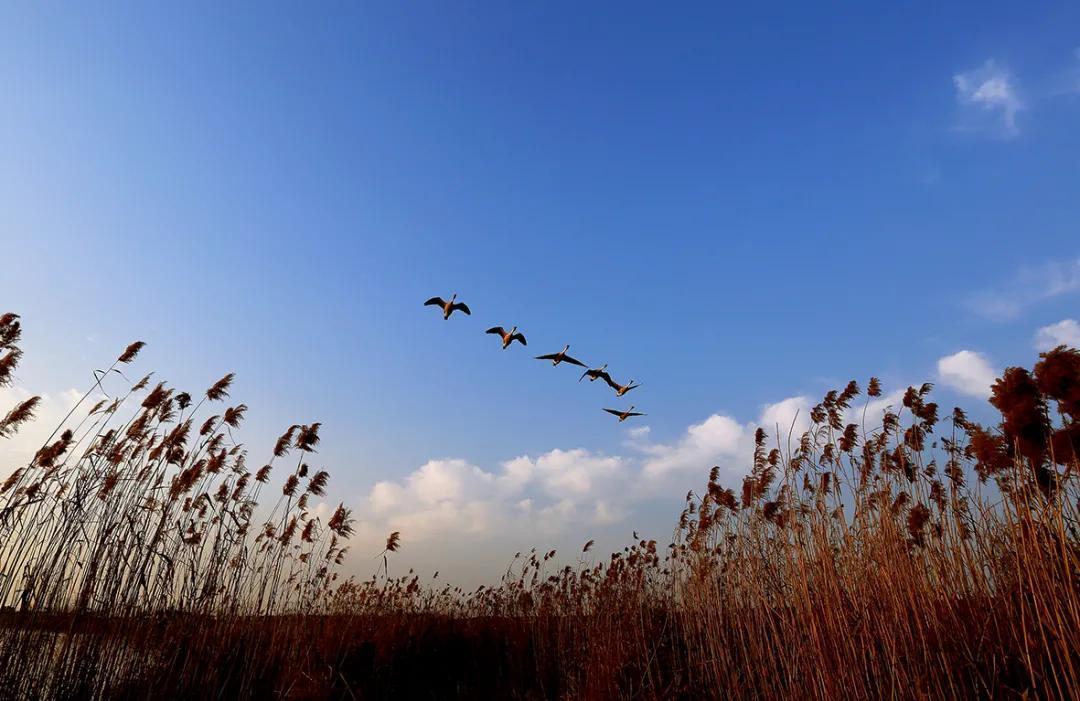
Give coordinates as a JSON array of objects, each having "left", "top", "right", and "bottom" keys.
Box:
[
  {"left": 579, "top": 364, "right": 612, "bottom": 383},
  {"left": 535, "top": 345, "right": 587, "bottom": 368},
  {"left": 605, "top": 377, "right": 642, "bottom": 397},
  {"left": 603, "top": 406, "right": 646, "bottom": 422},
  {"left": 424, "top": 294, "right": 471, "bottom": 320},
  {"left": 486, "top": 326, "right": 527, "bottom": 349}
]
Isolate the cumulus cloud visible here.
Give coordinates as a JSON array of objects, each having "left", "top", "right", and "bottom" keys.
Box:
[
  {"left": 953, "top": 60, "right": 1023, "bottom": 135},
  {"left": 759, "top": 396, "right": 812, "bottom": 444},
  {"left": 360, "top": 448, "right": 632, "bottom": 547},
  {"left": 636, "top": 396, "right": 812, "bottom": 484},
  {"left": 1034, "top": 319, "right": 1080, "bottom": 351},
  {"left": 640, "top": 414, "right": 746, "bottom": 479},
  {"left": 937, "top": 350, "right": 998, "bottom": 399},
  {"left": 530, "top": 449, "right": 625, "bottom": 498},
  {"left": 355, "top": 394, "right": 815, "bottom": 562},
  {"left": 967, "top": 259, "right": 1080, "bottom": 320}
]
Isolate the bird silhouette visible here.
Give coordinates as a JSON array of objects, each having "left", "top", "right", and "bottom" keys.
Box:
[
  {"left": 424, "top": 294, "right": 471, "bottom": 320},
  {"left": 579, "top": 364, "right": 612, "bottom": 383},
  {"left": 535, "top": 345, "right": 587, "bottom": 368},
  {"left": 603, "top": 406, "right": 646, "bottom": 422},
  {"left": 486, "top": 326, "right": 527, "bottom": 349},
  {"left": 605, "top": 377, "right": 642, "bottom": 397}
]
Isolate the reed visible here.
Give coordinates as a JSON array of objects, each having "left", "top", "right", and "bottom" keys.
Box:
[{"left": 0, "top": 310, "right": 1076, "bottom": 699}]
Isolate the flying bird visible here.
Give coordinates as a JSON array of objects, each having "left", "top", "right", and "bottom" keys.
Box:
[
  {"left": 486, "top": 326, "right": 527, "bottom": 349},
  {"left": 603, "top": 406, "right": 646, "bottom": 422},
  {"left": 424, "top": 294, "right": 471, "bottom": 320},
  {"left": 535, "top": 345, "right": 587, "bottom": 368},
  {"left": 579, "top": 364, "right": 612, "bottom": 383},
  {"left": 605, "top": 377, "right": 642, "bottom": 397}
]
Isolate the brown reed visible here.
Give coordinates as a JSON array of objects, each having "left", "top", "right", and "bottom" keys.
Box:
[{"left": 0, "top": 311, "right": 1076, "bottom": 699}]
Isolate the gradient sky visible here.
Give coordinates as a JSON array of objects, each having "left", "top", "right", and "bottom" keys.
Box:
[{"left": 2, "top": 3, "right": 1079, "bottom": 583}]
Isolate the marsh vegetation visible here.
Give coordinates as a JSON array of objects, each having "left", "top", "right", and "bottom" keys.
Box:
[{"left": 1, "top": 311, "right": 1077, "bottom": 699}]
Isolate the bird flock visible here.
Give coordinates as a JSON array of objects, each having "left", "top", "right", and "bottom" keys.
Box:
[{"left": 424, "top": 293, "right": 646, "bottom": 422}]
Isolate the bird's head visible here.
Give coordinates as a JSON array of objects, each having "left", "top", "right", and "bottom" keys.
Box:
[
  {"left": 600, "top": 364, "right": 607, "bottom": 371},
  {"left": 628, "top": 405, "right": 635, "bottom": 412},
  {"left": 562, "top": 344, "right": 570, "bottom": 352},
  {"left": 510, "top": 326, "right": 517, "bottom": 334},
  {"left": 450, "top": 293, "right": 457, "bottom": 301}
]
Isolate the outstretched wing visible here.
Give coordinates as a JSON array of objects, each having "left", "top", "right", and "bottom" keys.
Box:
[
  {"left": 626, "top": 411, "right": 646, "bottom": 417},
  {"left": 596, "top": 370, "right": 613, "bottom": 384},
  {"left": 603, "top": 408, "right": 623, "bottom": 417},
  {"left": 451, "top": 302, "right": 471, "bottom": 315},
  {"left": 535, "top": 353, "right": 559, "bottom": 361},
  {"left": 579, "top": 368, "right": 591, "bottom": 382},
  {"left": 561, "top": 354, "right": 588, "bottom": 368},
  {"left": 603, "top": 374, "right": 621, "bottom": 389},
  {"left": 486, "top": 327, "right": 506, "bottom": 336},
  {"left": 510, "top": 333, "right": 527, "bottom": 346},
  {"left": 424, "top": 297, "right": 446, "bottom": 307}
]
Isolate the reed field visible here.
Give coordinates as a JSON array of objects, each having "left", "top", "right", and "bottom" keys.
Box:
[{"left": 1, "top": 310, "right": 1077, "bottom": 700}]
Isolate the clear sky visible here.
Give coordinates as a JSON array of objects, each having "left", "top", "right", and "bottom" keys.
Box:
[{"left": 2, "top": 3, "right": 1079, "bottom": 583}]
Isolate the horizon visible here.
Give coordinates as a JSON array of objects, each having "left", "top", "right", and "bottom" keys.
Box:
[{"left": 3, "top": 2, "right": 1080, "bottom": 585}]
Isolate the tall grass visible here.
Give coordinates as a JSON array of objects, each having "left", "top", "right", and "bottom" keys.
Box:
[{"left": 1, "top": 310, "right": 1077, "bottom": 699}]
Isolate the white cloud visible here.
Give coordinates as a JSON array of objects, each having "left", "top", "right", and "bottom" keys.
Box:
[
  {"left": 759, "top": 396, "right": 811, "bottom": 445},
  {"left": 352, "top": 393, "right": 818, "bottom": 577},
  {"left": 530, "top": 448, "right": 625, "bottom": 498},
  {"left": 369, "top": 480, "right": 405, "bottom": 514},
  {"left": 358, "top": 448, "right": 632, "bottom": 547},
  {"left": 592, "top": 499, "right": 625, "bottom": 525},
  {"left": 496, "top": 455, "right": 533, "bottom": 493},
  {"left": 0, "top": 387, "right": 86, "bottom": 477},
  {"left": 953, "top": 60, "right": 1023, "bottom": 135},
  {"left": 967, "top": 259, "right": 1080, "bottom": 320},
  {"left": 408, "top": 459, "right": 494, "bottom": 506},
  {"left": 937, "top": 350, "right": 998, "bottom": 399},
  {"left": 641, "top": 414, "right": 746, "bottom": 480},
  {"left": 639, "top": 396, "right": 811, "bottom": 482},
  {"left": 1034, "top": 319, "right": 1080, "bottom": 351}
]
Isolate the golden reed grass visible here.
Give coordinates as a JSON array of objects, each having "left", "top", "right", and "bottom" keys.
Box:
[{"left": 0, "top": 310, "right": 1077, "bottom": 699}]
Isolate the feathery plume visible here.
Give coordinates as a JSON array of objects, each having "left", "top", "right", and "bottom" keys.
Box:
[{"left": 117, "top": 341, "right": 146, "bottom": 364}]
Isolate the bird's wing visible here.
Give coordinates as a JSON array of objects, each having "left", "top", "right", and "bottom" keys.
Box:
[
  {"left": 626, "top": 412, "right": 646, "bottom": 417},
  {"left": 578, "top": 368, "right": 591, "bottom": 382},
  {"left": 485, "top": 327, "right": 506, "bottom": 336},
  {"left": 597, "top": 370, "right": 613, "bottom": 384},
  {"left": 535, "top": 353, "right": 558, "bottom": 361},
  {"left": 561, "top": 355, "right": 588, "bottom": 368},
  {"left": 603, "top": 408, "right": 622, "bottom": 417},
  {"left": 511, "top": 333, "right": 526, "bottom": 346},
  {"left": 452, "top": 302, "right": 471, "bottom": 315},
  {"left": 628, "top": 382, "right": 643, "bottom": 390},
  {"left": 424, "top": 297, "right": 446, "bottom": 307},
  {"left": 602, "top": 374, "right": 621, "bottom": 389}
]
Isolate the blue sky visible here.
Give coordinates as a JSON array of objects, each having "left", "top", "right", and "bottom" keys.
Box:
[{"left": 2, "top": 3, "right": 1079, "bottom": 582}]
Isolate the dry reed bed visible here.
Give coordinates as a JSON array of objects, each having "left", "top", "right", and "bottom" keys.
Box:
[{"left": 1, "top": 311, "right": 1077, "bottom": 699}]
